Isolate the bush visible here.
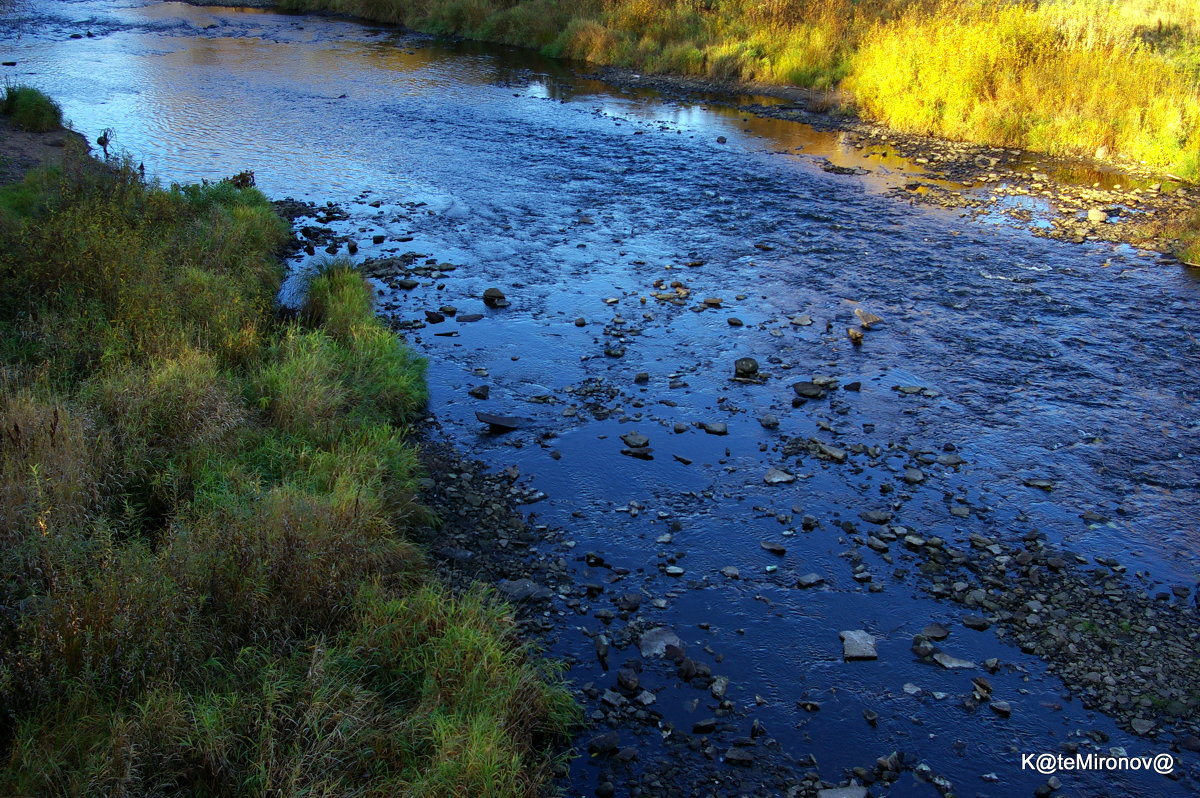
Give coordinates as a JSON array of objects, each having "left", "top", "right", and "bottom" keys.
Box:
[{"left": 1, "top": 85, "right": 63, "bottom": 133}]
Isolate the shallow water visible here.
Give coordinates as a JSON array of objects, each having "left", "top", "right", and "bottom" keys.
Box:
[{"left": 3, "top": 1, "right": 1198, "bottom": 794}]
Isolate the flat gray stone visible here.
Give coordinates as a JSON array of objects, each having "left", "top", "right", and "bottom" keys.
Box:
[
  {"left": 639, "top": 627, "right": 683, "bottom": 658},
  {"left": 797, "top": 573, "right": 825, "bottom": 588},
  {"left": 764, "top": 467, "right": 795, "bottom": 484},
  {"left": 817, "top": 787, "right": 869, "bottom": 798},
  {"left": 1131, "top": 718, "right": 1155, "bottom": 735},
  {"left": 932, "top": 652, "right": 976, "bottom": 670},
  {"left": 840, "top": 630, "right": 877, "bottom": 661}
]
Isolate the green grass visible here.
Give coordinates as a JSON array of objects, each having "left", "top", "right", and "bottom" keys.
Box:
[
  {"left": 0, "top": 143, "right": 575, "bottom": 795},
  {"left": 278, "top": 0, "right": 1200, "bottom": 179},
  {"left": 2, "top": 84, "right": 63, "bottom": 133}
]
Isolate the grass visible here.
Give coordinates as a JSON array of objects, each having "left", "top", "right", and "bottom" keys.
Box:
[
  {"left": 0, "top": 143, "right": 575, "bottom": 794},
  {"left": 2, "top": 85, "right": 63, "bottom": 133},
  {"left": 276, "top": 0, "right": 1200, "bottom": 179},
  {"left": 1175, "top": 209, "right": 1200, "bottom": 264}
]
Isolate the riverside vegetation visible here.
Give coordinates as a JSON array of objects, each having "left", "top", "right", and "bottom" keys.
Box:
[
  {"left": 273, "top": 0, "right": 1200, "bottom": 181},
  {"left": 0, "top": 90, "right": 574, "bottom": 796}
]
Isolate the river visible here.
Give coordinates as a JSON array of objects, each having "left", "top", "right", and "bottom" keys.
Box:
[{"left": 3, "top": 1, "right": 1198, "bottom": 795}]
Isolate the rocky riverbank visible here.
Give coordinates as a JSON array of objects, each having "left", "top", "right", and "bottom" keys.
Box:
[
  {"left": 274, "top": 195, "right": 1200, "bottom": 794},
  {"left": 587, "top": 66, "right": 1199, "bottom": 261}
]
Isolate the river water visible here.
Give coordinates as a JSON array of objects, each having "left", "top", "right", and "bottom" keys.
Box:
[{"left": 3, "top": 1, "right": 1199, "bottom": 795}]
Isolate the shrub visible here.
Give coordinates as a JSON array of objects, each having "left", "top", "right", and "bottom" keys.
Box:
[{"left": 1, "top": 85, "right": 63, "bottom": 133}]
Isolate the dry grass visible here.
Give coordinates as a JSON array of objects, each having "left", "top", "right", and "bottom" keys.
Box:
[{"left": 849, "top": 0, "right": 1200, "bottom": 176}]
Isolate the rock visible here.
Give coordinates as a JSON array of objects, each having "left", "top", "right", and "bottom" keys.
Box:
[
  {"left": 634, "top": 372, "right": 650, "bottom": 383},
  {"left": 615, "top": 593, "right": 642, "bottom": 612},
  {"left": 859, "top": 510, "right": 893, "bottom": 525},
  {"left": 840, "top": 630, "right": 878, "bottom": 660},
  {"left": 424, "top": 310, "right": 445, "bottom": 324},
  {"left": 1130, "top": 718, "right": 1155, "bottom": 735},
  {"left": 457, "top": 313, "right": 484, "bottom": 322},
  {"left": 664, "top": 565, "right": 684, "bottom": 576},
  {"left": 962, "top": 614, "right": 991, "bottom": 631},
  {"left": 692, "top": 717, "right": 718, "bottom": 734},
  {"left": 760, "top": 540, "right": 786, "bottom": 555},
  {"left": 816, "top": 444, "right": 847, "bottom": 463},
  {"left": 721, "top": 566, "right": 740, "bottom": 579},
  {"left": 791, "top": 314, "right": 814, "bottom": 326},
  {"left": 639, "top": 627, "right": 683, "bottom": 658},
  {"left": 797, "top": 573, "right": 825, "bottom": 588},
  {"left": 922, "top": 623, "right": 950, "bottom": 641},
  {"left": 587, "top": 731, "right": 621, "bottom": 756},
  {"left": 911, "top": 636, "right": 936, "bottom": 658},
  {"left": 847, "top": 327, "right": 863, "bottom": 345},
  {"left": 497, "top": 578, "right": 551, "bottom": 602},
  {"left": 397, "top": 278, "right": 419, "bottom": 289},
  {"left": 475, "top": 411, "right": 522, "bottom": 431},
  {"left": 792, "top": 381, "right": 826, "bottom": 399},
  {"left": 990, "top": 700, "right": 1012, "bottom": 718},
  {"left": 467, "top": 385, "right": 490, "bottom": 400},
  {"left": 932, "top": 652, "right": 976, "bottom": 670},
  {"left": 759, "top": 414, "right": 780, "bottom": 429},
  {"left": 701, "top": 421, "right": 728, "bottom": 435},
  {"left": 764, "top": 467, "right": 796, "bottom": 485},
  {"left": 863, "top": 709, "right": 879, "bottom": 726},
  {"left": 620, "top": 431, "right": 650, "bottom": 448},
  {"left": 372, "top": 234, "right": 385, "bottom": 244},
  {"left": 734, "top": 357, "right": 759, "bottom": 377},
  {"left": 716, "top": 136, "right": 727, "bottom": 144},
  {"left": 724, "top": 747, "right": 754, "bottom": 766},
  {"left": 727, "top": 317, "right": 744, "bottom": 327},
  {"left": 854, "top": 308, "right": 882, "bottom": 329},
  {"left": 1087, "top": 208, "right": 1108, "bottom": 223},
  {"left": 1024, "top": 478, "right": 1055, "bottom": 491},
  {"left": 903, "top": 467, "right": 925, "bottom": 484},
  {"left": 816, "top": 787, "right": 868, "bottom": 798},
  {"left": 482, "top": 287, "right": 509, "bottom": 307}
]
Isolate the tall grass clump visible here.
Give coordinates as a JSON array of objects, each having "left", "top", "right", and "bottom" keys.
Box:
[
  {"left": 0, "top": 137, "right": 574, "bottom": 793},
  {"left": 1, "top": 85, "right": 63, "bottom": 133}
]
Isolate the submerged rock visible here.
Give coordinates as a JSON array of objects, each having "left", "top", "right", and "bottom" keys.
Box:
[
  {"left": 639, "top": 627, "right": 683, "bottom": 658},
  {"left": 932, "top": 652, "right": 976, "bottom": 670},
  {"left": 764, "top": 467, "right": 795, "bottom": 484}
]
